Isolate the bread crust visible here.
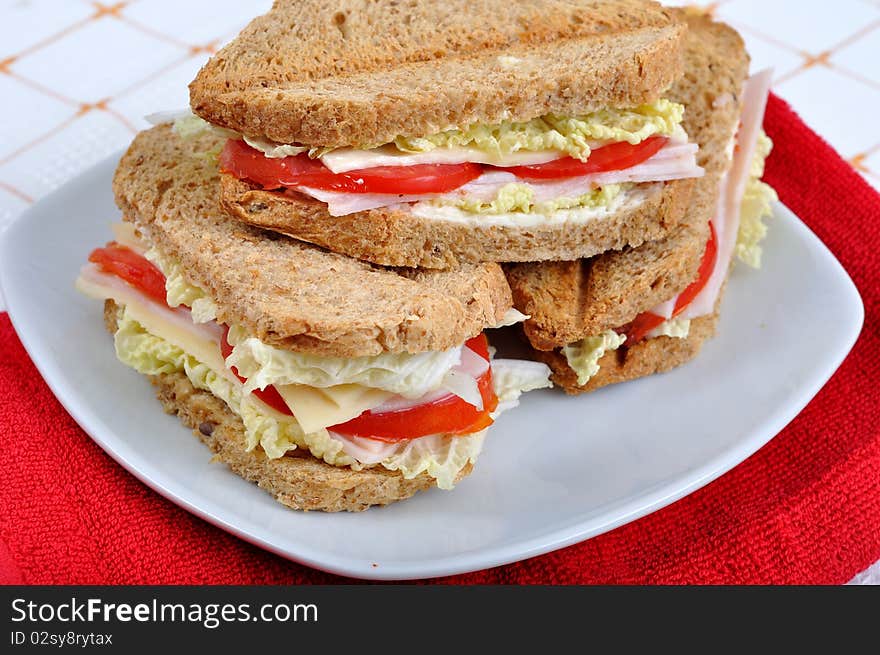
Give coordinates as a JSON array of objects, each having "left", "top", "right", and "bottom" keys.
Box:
[
  {"left": 506, "top": 12, "right": 748, "bottom": 349},
  {"left": 190, "top": 0, "right": 686, "bottom": 147},
  {"left": 533, "top": 311, "right": 718, "bottom": 394},
  {"left": 220, "top": 175, "right": 695, "bottom": 269},
  {"left": 103, "top": 300, "right": 452, "bottom": 512},
  {"left": 112, "top": 125, "right": 512, "bottom": 357}
]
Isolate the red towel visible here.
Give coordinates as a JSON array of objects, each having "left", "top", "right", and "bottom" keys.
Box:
[{"left": 0, "top": 94, "right": 877, "bottom": 584}]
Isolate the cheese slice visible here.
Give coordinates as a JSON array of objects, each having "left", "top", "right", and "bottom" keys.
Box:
[
  {"left": 274, "top": 383, "right": 392, "bottom": 434},
  {"left": 319, "top": 144, "right": 562, "bottom": 173},
  {"left": 110, "top": 222, "right": 147, "bottom": 254},
  {"left": 78, "top": 264, "right": 392, "bottom": 432},
  {"left": 76, "top": 265, "right": 229, "bottom": 377}
]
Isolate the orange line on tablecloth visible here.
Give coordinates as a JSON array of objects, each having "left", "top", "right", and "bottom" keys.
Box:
[
  {"left": 110, "top": 52, "right": 199, "bottom": 101},
  {"left": 829, "top": 18, "right": 880, "bottom": 52},
  {"left": 829, "top": 63, "right": 880, "bottom": 92},
  {"left": 0, "top": 114, "right": 80, "bottom": 168},
  {"left": 103, "top": 107, "right": 138, "bottom": 134},
  {"left": 4, "top": 15, "right": 94, "bottom": 65},
  {"left": 117, "top": 15, "right": 193, "bottom": 51},
  {"left": 0, "top": 182, "right": 33, "bottom": 204},
  {"left": 851, "top": 154, "right": 869, "bottom": 173},
  {"left": 91, "top": 2, "right": 128, "bottom": 19},
  {"left": 6, "top": 72, "right": 81, "bottom": 108}
]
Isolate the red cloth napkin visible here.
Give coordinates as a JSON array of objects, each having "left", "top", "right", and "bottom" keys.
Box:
[{"left": 1, "top": 94, "right": 878, "bottom": 585}]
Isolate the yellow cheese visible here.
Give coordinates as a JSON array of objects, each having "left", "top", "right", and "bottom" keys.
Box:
[
  {"left": 77, "top": 271, "right": 229, "bottom": 377},
  {"left": 110, "top": 222, "right": 146, "bottom": 253},
  {"left": 274, "top": 383, "right": 392, "bottom": 434},
  {"left": 78, "top": 268, "right": 392, "bottom": 432}
]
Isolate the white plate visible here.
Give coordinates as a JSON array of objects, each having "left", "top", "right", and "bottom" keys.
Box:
[{"left": 0, "top": 153, "right": 864, "bottom": 581}]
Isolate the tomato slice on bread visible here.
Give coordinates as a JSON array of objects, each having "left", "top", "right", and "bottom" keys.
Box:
[
  {"left": 88, "top": 242, "right": 499, "bottom": 442},
  {"left": 220, "top": 135, "right": 671, "bottom": 194},
  {"left": 220, "top": 139, "right": 483, "bottom": 195},
  {"left": 88, "top": 242, "right": 167, "bottom": 305},
  {"left": 331, "top": 335, "right": 498, "bottom": 441},
  {"left": 624, "top": 222, "right": 718, "bottom": 345},
  {"left": 494, "top": 136, "right": 669, "bottom": 180}
]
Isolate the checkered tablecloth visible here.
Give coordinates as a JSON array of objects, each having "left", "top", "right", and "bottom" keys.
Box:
[{"left": 0, "top": 0, "right": 877, "bottom": 584}]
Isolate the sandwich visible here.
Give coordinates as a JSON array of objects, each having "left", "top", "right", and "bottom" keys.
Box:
[
  {"left": 75, "top": 126, "right": 551, "bottom": 512},
  {"left": 183, "top": 0, "right": 706, "bottom": 269},
  {"left": 505, "top": 11, "right": 778, "bottom": 393}
]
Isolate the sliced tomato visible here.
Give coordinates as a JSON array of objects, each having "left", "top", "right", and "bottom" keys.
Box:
[
  {"left": 623, "top": 312, "right": 666, "bottom": 345},
  {"left": 220, "top": 139, "right": 482, "bottom": 195},
  {"left": 219, "top": 325, "right": 294, "bottom": 416},
  {"left": 623, "top": 221, "right": 719, "bottom": 346},
  {"left": 501, "top": 136, "right": 669, "bottom": 180},
  {"left": 330, "top": 334, "right": 498, "bottom": 442},
  {"left": 672, "top": 221, "right": 718, "bottom": 315},
  {"left": 88, "top": 242, "right": 167, "bottom": 305},
  {"left": 464, "top": 333, "right": 491, "bottom": 360}
]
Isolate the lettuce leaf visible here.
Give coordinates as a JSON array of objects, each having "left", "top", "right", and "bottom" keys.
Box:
[
  {"left": 561, "top": 331, "right": 626, "bottom": 386},
  {"left": 489, "top": 358, "right": 553, "bottom": 415},
  {"left": 112, "top": 309, "right": 485, "bottom": 487},
  {"left": 144, "top": 248, "right": 218, "bottom": 323},
  {"left": 736, "top": 131, "right": 778, "bottom": 268},
  {"left": 434, "top": 182, "right": 626, "bottom": 215},
  {"left": 225, "top": 325, "right": 462, "bottom": 397},
  {"left": 646, "top": 317, "right": 691, "bottom": 340},
  {"left": 380, "top": 431, "right": 486, "bottom": 490},
  {"left": 394, "top": 99, "right": 684, "bottom": 161}
]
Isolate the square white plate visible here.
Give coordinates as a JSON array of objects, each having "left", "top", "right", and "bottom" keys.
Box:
[{"left": 0, "top": 153, "right": 864, "bottom": 581}]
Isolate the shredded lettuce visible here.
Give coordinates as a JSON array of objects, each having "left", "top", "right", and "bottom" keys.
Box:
[
  {"left": 144, "top": 248, "right": 218, "bottom": 323},
  {"left": 561, "top": 330, "right": 626, "bottom": 386},
  {"left": 172, "top": 113, "right": 214, "bottom": 140},
  {"left": 225, "top": 325, "right": 463, "bottom": 397},
  {"left": 243, "top": 136, "right": 308, "bottom": 159},
  {"left": 164, "top": 100, "right": 682, "bottom": 168},
  {"left": 112, "top": 309, "right": 486, "bottom": 488},
  {"left": 380, "top": 432, "right": 486, "bottom": 490},
  {"left": 489, "top": 359, "right": 552, "bottom": 416},
  {"left": 394, "top": 99, "right": 683, "bottom": 161},
  {"left": 736, "top": 131, "right": 777, "bottom": 268},
  {"left": 646, "top": 317, "right": 691, "bottom": 340},
  {"left": 435, "top": 182, "right": 626, "bottom": 215}
]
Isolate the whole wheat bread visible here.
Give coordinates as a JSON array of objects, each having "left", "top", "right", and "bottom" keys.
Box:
[
  {"left": 534, "top": 311, "right": 717, "bottom": 393},
  {"left": 113, "top": 126, "right": 512, "bottom": 358},
  {"left": 506, "top": 12, "right": 748, "bottom": 350},
  {"left": 103, "top": 301, "right": 443, "bottom": 511},
  {"left": 220, "top": 175, "right": 695, "bottom": 268},
  {"left": 190, "top": 0, "right": 686, "bottom": 148}
]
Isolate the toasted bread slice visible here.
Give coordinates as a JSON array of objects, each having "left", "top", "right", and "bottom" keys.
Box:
[
  {"left": 533, "top": 311, "right": 717, "bottom": 394},
  {"left": 506, "top": 12, "right": 748, "bottom": 350},
  {"left": 220, "top": 176, "right": 695, "bottom": 269},
  {"left": 113, "top": 125, "right": 512, "bottom": 358},
  {"left": 190, "top": 0, "right": 686, "bottom": 148},
  {"left": 103, "top": 301, "right": 442, "bottom": 511}
]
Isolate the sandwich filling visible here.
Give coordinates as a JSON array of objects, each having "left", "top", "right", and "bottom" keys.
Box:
[
  {"left": 562, "top": 71, "right": 778, "bottom": 386},
  {"left": 76, "top": 226, "right": 552, "bottom": 488},
  {"left": 162, "top": 100, "right": 703, "bottom": 220}
]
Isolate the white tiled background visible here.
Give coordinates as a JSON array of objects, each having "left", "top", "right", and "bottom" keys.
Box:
[{"left": 0, "top": 0, "right": 877, "bottom": 583}]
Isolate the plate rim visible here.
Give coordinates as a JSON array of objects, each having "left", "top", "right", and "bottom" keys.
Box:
[{"left": 0, "top": 152, "right": 865, "bottom": 580}]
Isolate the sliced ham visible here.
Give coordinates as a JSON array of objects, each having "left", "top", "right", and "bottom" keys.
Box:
[
  {"left": 330, "top": 432, "right": 401, "bottom": 464},
  {"left": 320, "top": 143, "right": 563, "bottom": 173},
  {"left": 678, "top": 69, "right": 773, "bottom": 320},
  {"left": 296, "top": 138, "right": 703, "bottom": 217},
  {"left": 76, "top": 264, "right": 224, "bottom": 345}
]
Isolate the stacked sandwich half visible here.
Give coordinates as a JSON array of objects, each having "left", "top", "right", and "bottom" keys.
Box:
[{"left": 76, "top": 1, "right": 777, "bottom": 511}]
